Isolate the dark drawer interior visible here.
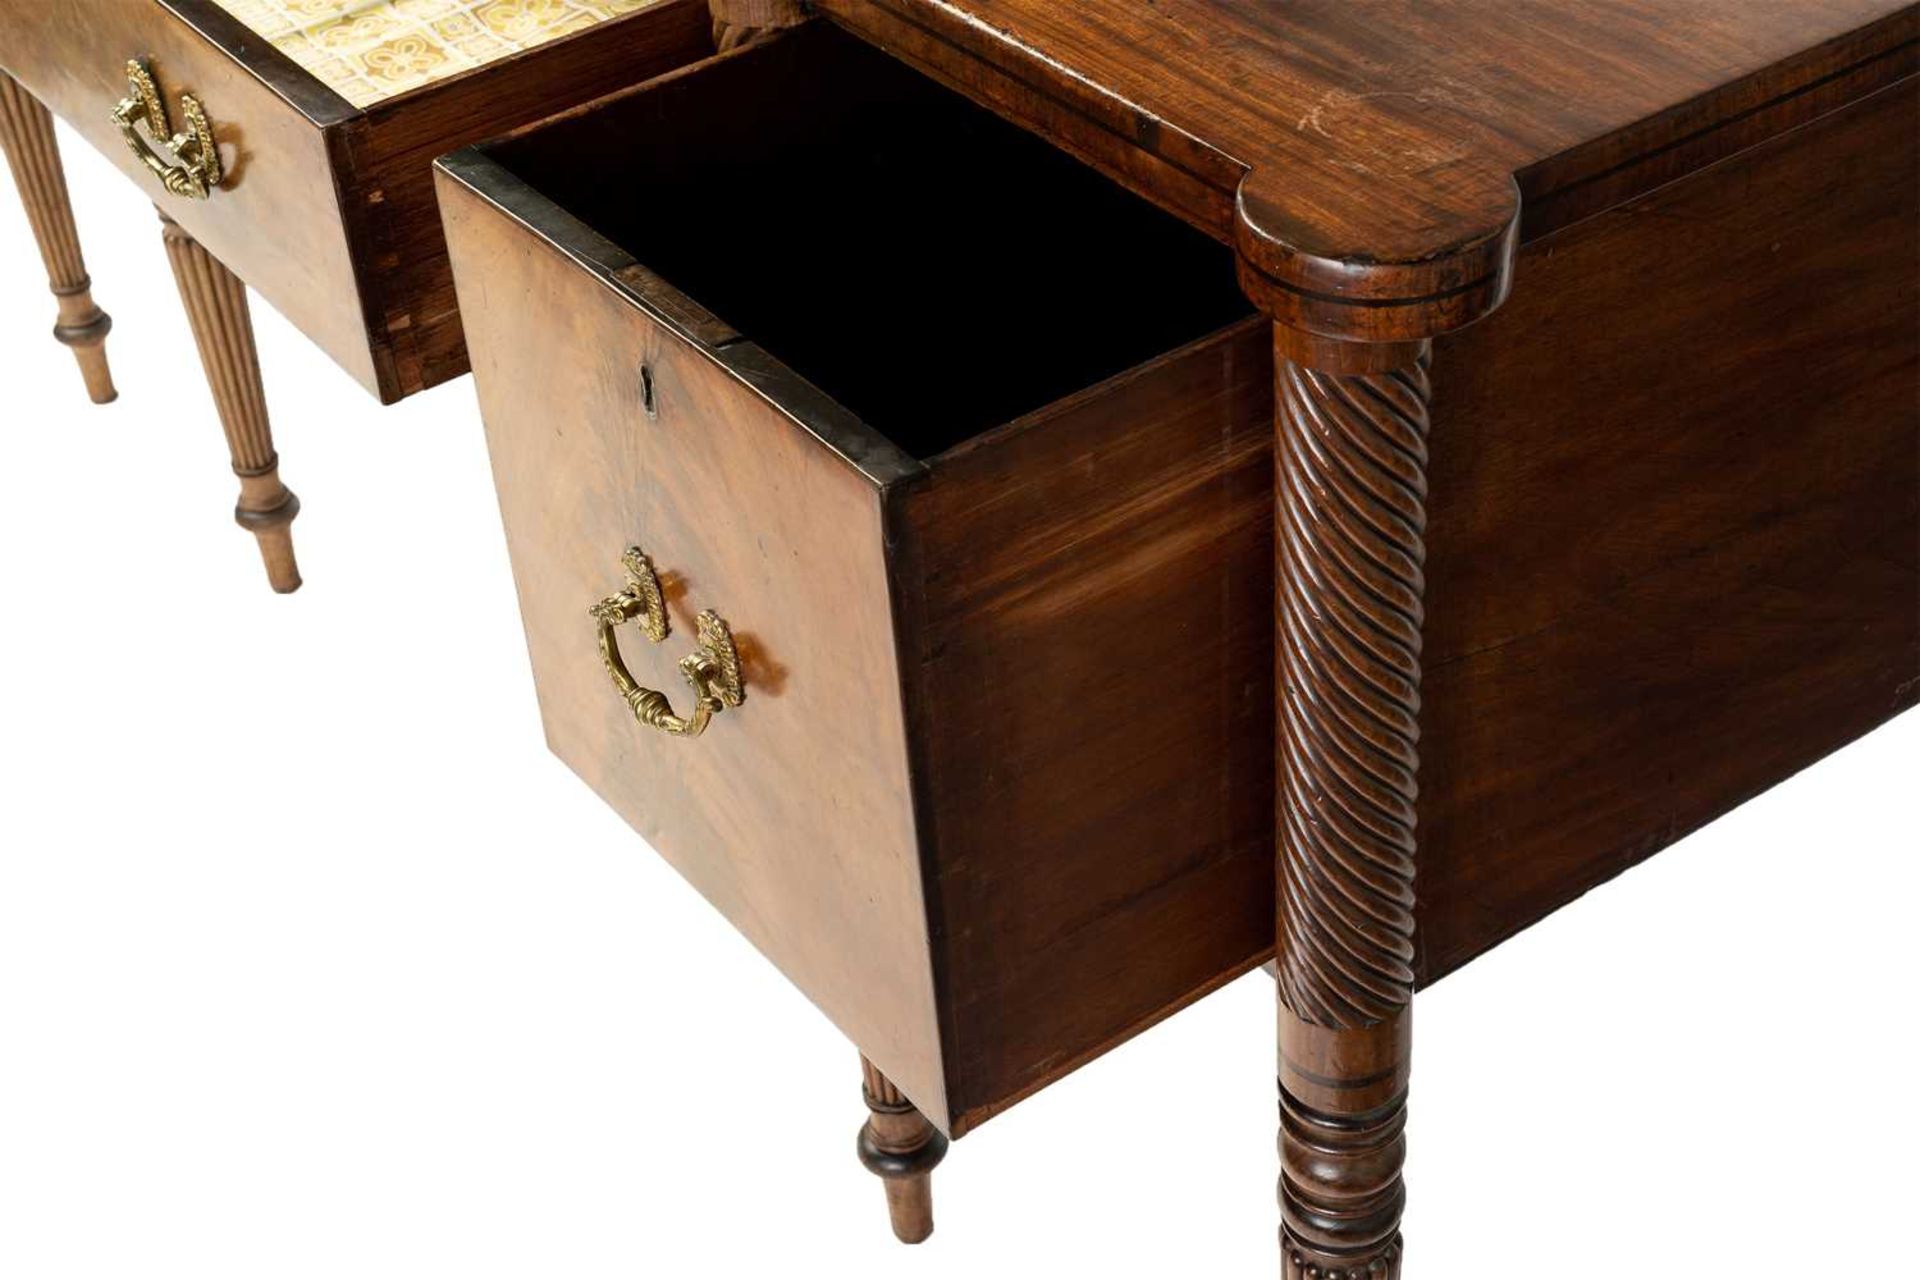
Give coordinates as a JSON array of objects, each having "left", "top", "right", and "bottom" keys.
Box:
[
  {"left": 442, "top": 16, "right": 1278, "bottom": 1132},
  {"left": 482, "top": 21, "right": 1252, "bottom": 458}
]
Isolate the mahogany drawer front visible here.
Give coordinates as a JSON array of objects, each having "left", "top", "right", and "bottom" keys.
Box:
[
  {"left": 0, "top": 0, "right": 712, "bottom": 401},
  {"left": 437, "top": 158, "right": 945, "bottom": 1124},
  {"left": 1, "top": 1, "right": 367, "bottom": 383},
  {"left": 438, "top": 25, "right": 1269, "bottom": 1133}
]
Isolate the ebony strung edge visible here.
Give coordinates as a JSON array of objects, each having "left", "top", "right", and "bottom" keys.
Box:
[
  {"left": 876, "top": 479, "right": 961, "bottom": 1132},
  {"left": 433, "top": 147, "right": 927, "bottom": 490},
  {"left": 161, "top": 0, "right": 358, "bottom": 127}
]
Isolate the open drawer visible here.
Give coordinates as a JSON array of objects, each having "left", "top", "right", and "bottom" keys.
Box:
[
  {"left": 436, "top": 22, "right": 1272, "bottom": 1134},
  {"left": 0, "top": 0, "right": 713, "bottom": 401}
]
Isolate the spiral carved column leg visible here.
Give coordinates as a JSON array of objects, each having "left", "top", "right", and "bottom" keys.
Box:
[
  {"left": 1273, "top": 331, "right": 1431, "bottom": 1279},
  {"left": 856, "top": 1056, "right": 948, "bottom": 1245},
  {"left": 159, "top": 211, "right": 301, "bottom": 594},
  {"left": 0, "top": 72, "right": 115, "bottom": 404}
]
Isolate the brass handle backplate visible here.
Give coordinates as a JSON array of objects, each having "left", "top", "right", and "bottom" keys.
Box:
[
  {"left": 111, "top": 60, "right": 222, "bottom": 199},
  {"left": 590, "top": 548, "right": 744, "bottom": 739}
]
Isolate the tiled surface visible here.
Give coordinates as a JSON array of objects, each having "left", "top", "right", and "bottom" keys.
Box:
[{"left": 212, "top": 0, "right": 666, "bottom": 107}]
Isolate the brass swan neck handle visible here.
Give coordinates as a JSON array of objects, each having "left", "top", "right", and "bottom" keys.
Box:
[
  {"left": 111, "top": 59, "right": 222, "bottom": 200},
  {"left": 590, "top": 548, "right": 744, "bottom": 739}
]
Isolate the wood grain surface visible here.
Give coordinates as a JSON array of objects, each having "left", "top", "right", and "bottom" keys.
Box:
[
  {"left": 891, "top": 320, "right": 1275, "bottom": 1131},
  {"left": 440, "top": 22, "right": 1918, "bottom": 1153},
  {"left": 820, "top": 0, "right": 1916, "bottom": 339},
  {"left": 438, "top": 154, "right": 947, "bottom": 1125},
  {"left": 1416, "top": 76, "right": 1920, "bottom": 980}
]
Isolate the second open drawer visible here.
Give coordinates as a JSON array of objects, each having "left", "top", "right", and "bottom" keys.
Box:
[{"left": 436, "top": 23, "right": 1273, "bottom": 1134}]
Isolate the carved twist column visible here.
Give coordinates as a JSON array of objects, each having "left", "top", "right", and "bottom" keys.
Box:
[
  {"left": 708, "top": 0, "right": 808, "bottom": 51},
  {"left": 856, "top": 1056, "right": 948, "bottom": 1245},
  {"left": 0, "top": 71, "right": 115, "bottom": 404},
  {"left": 1274, "top": 337, "right": 1431, "bottom": 1280},
  {"left": 159, "top": 211, "right": 301, "bottom": 593}
]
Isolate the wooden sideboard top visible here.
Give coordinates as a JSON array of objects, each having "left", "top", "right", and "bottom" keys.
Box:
[{"left": 821, "top": 0, "right": 1917, "bottom": 340}]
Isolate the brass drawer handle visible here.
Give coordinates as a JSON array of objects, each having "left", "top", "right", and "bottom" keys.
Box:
[
  {"left": 589, "top": 548, "right": 744, "bottom": 739},
  {"left": 111, "top": 60, "right": 222, "bottom": 199}
]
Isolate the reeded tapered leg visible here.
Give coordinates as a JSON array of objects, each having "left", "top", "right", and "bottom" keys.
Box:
[
  {"left": 1273, "top": 333, "right": 1432, "bottom": 1279},
  {"left": 0, "top": 72, "right": 115, "bottom": 404},
  {"left": 158, "top": 211, "right": 300, "bottom": 593},
  {"left": 856, "top": 1057, "right": 947, "bottom": 1245}
]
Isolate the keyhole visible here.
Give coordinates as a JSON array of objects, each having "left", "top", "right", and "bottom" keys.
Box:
[{"left": 641, "top": 364, "right": 658, "bottom": 420}]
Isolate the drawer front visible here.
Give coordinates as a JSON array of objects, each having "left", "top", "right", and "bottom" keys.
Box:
[
  {"left": 0, "top": 0, "right": 372, "bottom": 388},
  {"left": 437, "top": 164, "right": 948, "bottom": 1126},
  {"left": 2, "top": 2, "right": 715, "bottom": 401}
]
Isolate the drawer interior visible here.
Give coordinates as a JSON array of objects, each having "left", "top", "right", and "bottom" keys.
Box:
[{"left": 483, "top": 22, "right": 1252, "bottom": 457}]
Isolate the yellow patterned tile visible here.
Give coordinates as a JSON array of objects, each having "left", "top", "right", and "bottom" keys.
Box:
[{"left": 210, "top": 0, "right": 668, "bottom": 107}]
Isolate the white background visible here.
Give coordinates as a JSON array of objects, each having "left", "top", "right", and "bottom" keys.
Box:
[{"left": 2, "top": 121, "right": 1914, "bottom": 1280}]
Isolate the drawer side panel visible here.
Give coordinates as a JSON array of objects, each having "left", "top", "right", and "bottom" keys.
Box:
[
  {"left": 439, "top": 174, "right": 946, "bottom": 1125},
  {"left": 897, "top": 320, "right": 1275, "bottom": 1130}
]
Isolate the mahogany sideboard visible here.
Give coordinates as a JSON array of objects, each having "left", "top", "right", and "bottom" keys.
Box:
[
  {"left": 438, "top": 2, "right": 1918, "bottom": 1274},
  {"left": 0, "top": 0, "right": 717, "bottom": 591},
  {"left": 7, "top": 0, "right": 1913, "bottom": 1272}
]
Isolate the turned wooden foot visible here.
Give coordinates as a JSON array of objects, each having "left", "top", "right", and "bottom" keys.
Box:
[
  {"left": 856, "top": 1057, "right": 947, "bottom": 1245},
  {"left": 158, "top": 211, "right": 301, "bottom": 594},
  {"left": 0, "top": 71, "right": 115, "bottom": 404}
]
